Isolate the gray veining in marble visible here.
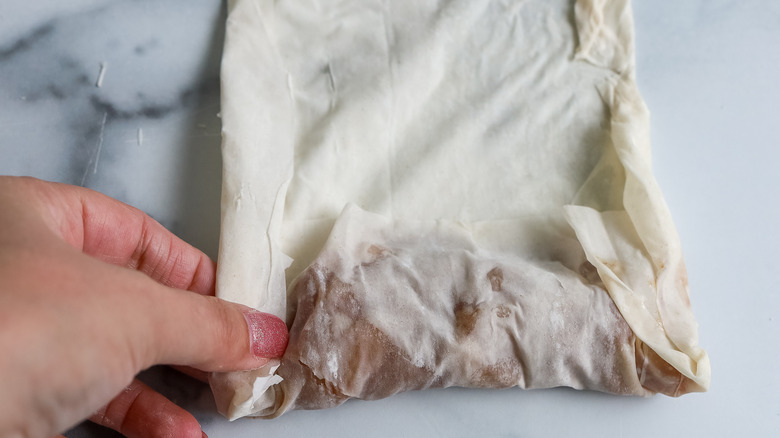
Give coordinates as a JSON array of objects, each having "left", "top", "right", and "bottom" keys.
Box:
[
  {"left": 1, "top": 2, "right": 226, "bottom": 435},
  {"left": 2, "top": 1, "right": 780, "bottom": 437},
  {"left": 0, "top": 0, "right": 225, "bottom": 258}
]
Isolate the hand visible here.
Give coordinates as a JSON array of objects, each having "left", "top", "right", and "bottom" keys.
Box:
[{"left": 0, "top": 176, "right": 288, "bottom": 437}]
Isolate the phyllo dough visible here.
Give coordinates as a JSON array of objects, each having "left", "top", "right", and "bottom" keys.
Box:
[{"left": 210, "top": 0, "right": 711, "bottom": 420}]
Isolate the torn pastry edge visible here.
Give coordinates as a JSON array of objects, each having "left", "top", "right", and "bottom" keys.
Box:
[{"left": 568, "top": 0, "right": 710, "bottom": 392}]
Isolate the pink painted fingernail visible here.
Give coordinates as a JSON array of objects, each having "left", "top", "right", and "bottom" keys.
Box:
[{"left": 243, "top": 311, "right": 289, "bottom": 358}]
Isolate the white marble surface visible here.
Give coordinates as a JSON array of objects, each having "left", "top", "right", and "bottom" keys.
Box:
[
  {"left": 1, "top": 1, "right": 779, "bottom": 437},
  {"left": 0, "top": 0, "right": 225, "bottom": 258}
]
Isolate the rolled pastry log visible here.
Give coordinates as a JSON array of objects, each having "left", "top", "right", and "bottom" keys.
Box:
[{"left": 261, "top": 206, "right": 695, "bottom": 417}]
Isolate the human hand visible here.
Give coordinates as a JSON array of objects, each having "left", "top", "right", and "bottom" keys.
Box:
[{"left": 0, "top": 176, "right": 288, "bottom": 437}]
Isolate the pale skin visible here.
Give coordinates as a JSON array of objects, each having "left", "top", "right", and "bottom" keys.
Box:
[{"left": 0, "top": 176, "right": 289, "bottom": 437}]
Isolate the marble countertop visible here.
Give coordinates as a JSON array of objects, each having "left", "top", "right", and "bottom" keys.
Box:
[{"left": 2, "top": 1, "right": 778, "bottom": 437}]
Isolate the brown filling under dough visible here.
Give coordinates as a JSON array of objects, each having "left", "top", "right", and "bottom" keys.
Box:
[{"left": 262, "top": 235, "right": 683, "bottom": 417}]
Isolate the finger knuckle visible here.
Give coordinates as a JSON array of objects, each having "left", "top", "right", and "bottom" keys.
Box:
[{"left": 207, "top": 298, "right": 245, "bottom": 363}]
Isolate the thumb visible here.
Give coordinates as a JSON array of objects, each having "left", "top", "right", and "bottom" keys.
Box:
[{"left": 141, "top": 284, "right": 289, "bottom": 372}]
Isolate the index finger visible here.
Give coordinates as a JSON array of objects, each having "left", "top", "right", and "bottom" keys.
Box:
[{"left": 10, "top": 177, "right": 216, "bottom": 295}]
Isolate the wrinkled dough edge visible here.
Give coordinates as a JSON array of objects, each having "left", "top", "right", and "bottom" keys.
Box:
[{"left": 568, "top": 0, "right": 709, "bottom": 393}]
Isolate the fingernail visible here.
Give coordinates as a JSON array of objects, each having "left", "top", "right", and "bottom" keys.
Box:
[
  {"left": 202, "top": 432, "right": 209, "bottom": 438},
  {"left": 243, "top": 311, "right": 289, "bottom": 358}
]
